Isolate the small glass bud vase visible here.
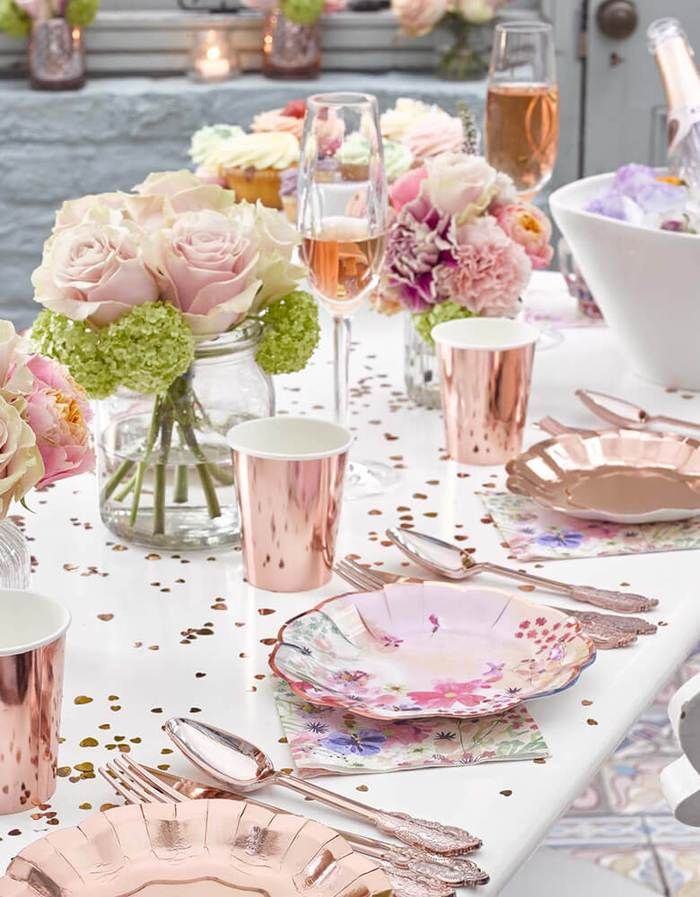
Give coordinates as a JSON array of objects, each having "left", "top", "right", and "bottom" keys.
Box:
[
  {"left": 96, "top": 322, "right": 274, "bottom": 551},
  {"left": 404, "top": 316, "right": 442, "bottom": 410},
  {"left": 262, "top": 8, "right": 321, "bottom": 79},
  {"left": 29, "top": 18, "right": 85, "bottom": 91},
  {"left": 0, "top": 518, "right": 31, "bottom": 590}
]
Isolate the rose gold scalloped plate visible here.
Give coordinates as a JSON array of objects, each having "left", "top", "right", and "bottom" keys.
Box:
[
  {"left": 0, "top": 800, "right": 392, "bottom": 897},
  {"left": 506, "top": 429, "right": 700, "bottom": 523}
]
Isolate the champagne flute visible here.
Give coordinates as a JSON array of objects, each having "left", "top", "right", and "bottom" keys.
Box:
[
  {"left": 298, "top": 92, "right": 397, "bottom": 499},
  {"left": 486, "top": 21, "right": 559, "bottom": 199}
]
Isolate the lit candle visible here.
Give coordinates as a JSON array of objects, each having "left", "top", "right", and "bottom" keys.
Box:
[{"left": 192, "top": 30, "right": 235, "bottom": 82}]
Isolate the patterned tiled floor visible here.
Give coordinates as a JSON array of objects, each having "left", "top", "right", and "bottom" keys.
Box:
[{"left": 547, "top": 650, "right": 700, "bottom": 895}]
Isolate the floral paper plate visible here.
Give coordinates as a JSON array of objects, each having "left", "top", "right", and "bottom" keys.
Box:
[
  {"left": 269, "top": 582, "right": 596, "bottom": 721},
  {"left": 0, "top": 800, "right": 391, "bottom": 897}
]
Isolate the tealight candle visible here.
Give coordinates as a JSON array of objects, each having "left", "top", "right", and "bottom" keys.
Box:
[{"left": 191, "top": 29, "right": 237, "bottom": 83}]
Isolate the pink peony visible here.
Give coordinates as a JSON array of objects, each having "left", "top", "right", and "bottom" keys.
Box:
[
  {"left": 493, "top": 202, "right": 554, "bottom": 269},
  {"left": 389, "top": 166, "right": 428, "bottom": 212},
  {"left": 155, "top": 207, "right": 262, "bottom": 335},
  {"left": 32, "top": 220, "right": 160, "bottom": 327},
  {"left": 392, "top": 0, "right": 448, "bottom": 36},
  {"left": 435, "top": 216, "right": 531, "bottom": 315},
  {"left": 25, "top": 356, "right": 94, "bottom": 489}
]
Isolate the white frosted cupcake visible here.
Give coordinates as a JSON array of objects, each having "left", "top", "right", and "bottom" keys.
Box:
[{"left": 213, "top": 131, "right": 300, "bottom": 209}]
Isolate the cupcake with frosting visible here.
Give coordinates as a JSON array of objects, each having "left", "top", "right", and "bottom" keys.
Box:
[
  {"left": 190, "top": 123, "right": 244, "bottom": 185},
  {"left": 380, "top": 98, "right": 433, "bottom": 142},
  {"left": 213, "top": 131, "right": 300, "bottom": 209},
  {"left": 380, "top": 98, "right": 465, "bottom": 161},
  {"left": 251, "top": 99, "right": 307, "bottom": 141},
  {"left": 335, "top": 132, "right": 414, "bottom": 183}
]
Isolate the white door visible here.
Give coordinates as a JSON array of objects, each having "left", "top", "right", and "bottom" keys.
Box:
[{"left": 583, "top": 0, "right": 700, "bottom": 174}]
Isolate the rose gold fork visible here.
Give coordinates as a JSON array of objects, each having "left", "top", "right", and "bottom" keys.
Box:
[
  {"left": 333, "top": 559, "right": 656, "bottom": 650},
  {"left": 99, "top": 757, "right": 489, "bottom": 893}
]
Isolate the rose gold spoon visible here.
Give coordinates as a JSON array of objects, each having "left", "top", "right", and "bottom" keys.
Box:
[
  {"left": 576, "top": 389, "right": 700, "bottom": 433},
  {"left": 165, "top": 717, "right": 482, "bottom": 856}
]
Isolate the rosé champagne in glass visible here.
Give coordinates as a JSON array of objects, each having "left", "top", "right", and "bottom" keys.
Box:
[{"left": 487, "top": 22, "right": 559, "bottom": 199}]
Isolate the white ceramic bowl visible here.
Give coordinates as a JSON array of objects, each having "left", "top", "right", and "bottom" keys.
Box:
[{"left": 550, "top": 172, "right": 700, "bottom": 390}]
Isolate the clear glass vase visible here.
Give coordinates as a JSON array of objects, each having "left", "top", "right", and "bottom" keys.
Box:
[
  {"left": 404, "top": 316, "right": 442, "bottom": 409},
  {"left": 436, "top": 17, "right": 491, "bottom": 81},
  {"left": 96, "top": 321, "right": 274, "bottom": 550},
  {"left": 0, "top": 518, "right": 31, "bottom": 589},
  {"left": 29, "top": 19, "right": 85, "bottom": 91},
  {"left": 262, "top": 9, "right": 321, "bottom": 79}
]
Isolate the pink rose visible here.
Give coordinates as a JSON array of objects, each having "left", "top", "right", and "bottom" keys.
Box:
[
  {"left": 493, "top": 202, "right": 554, "bottom": 269},
  {"left": 155, "top": 208, "right": 262, "bottom": 335},
  {"left": 435, "top": 216, "right": 531, "bottom": 315},
  {"left": 32, "top": 220, "right": 160, "bottom": 327},
  {"left": 26, "top": 356, "right": 94, "bottom": 489},
  {"left": 0, "top": 394, "right": 43, "bottom": 519},
  {"left": 392, "top": 0, "right": 448, "bottom": 36},
  {"left": 389, "top": 166, "right": 428, "bottom": 211},
  {"left": 403, "top": 113, "right": 464, "bottom": 160},
  {"left": 133, "top": 170, "right": 236, "bottom": 219}
]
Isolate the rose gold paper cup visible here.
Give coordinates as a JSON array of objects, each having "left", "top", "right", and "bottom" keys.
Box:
[
  {"left": 0, "top": 590, "right": 70, "bottom": 815},
  {"left": 433, "top": 318, "right": 539, "bottom": 466},
  {"left": 228, "top": 417, "right": 352, "bottom": 593}
]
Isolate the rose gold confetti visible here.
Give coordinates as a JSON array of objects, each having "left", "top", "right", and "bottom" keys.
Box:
[
  {"left": 586, "top": 718, "right": 598, "bottom": 726},
  {"left": 74, "top": 696, "right": 93, "bottom": 705},
  {"left": 110, "top": 705, "right": 121, "bottom": 712},
  {"left": 100, "top": 803, "right": 118, "bottom": 812},
  {"left": 211, "top": 602, "right": 227, "bottom": 611},
  {"left": 500, "top": 790, "right": 513, "bottom": 797},
  {"left": 658, "top": 621, "right": 668, "bottom": 626},
  {"left": 258, "top": 608, "right": 276, "bottom": 616},
  {"left": 8, "top": 829, "right": 22, "bottom": 836},
  {"left": 518, "top": 585, "right": 536, "bottom": 592},
  {"left": 57, "top": 767, "right": 71, "bottom": 778},
  {"left": 112, "top": 544, "right": 128, "bottom": 551},
  {"left": 97, "top": 614, "right": 114, "bottom": 622},
  {"left": 108, "top": 695, "right": 119, "bottom": 701},
  {"left": 157, "top": 764, "right": 170, "bottom": 771},
  {"left": 278, "top": 737, "right": 288, "bottom": 744},
  {"left": 620, "top": 582, "right": 630, "bottom": 587},
  {"left": 368, "top": 509, "right": 383, "bottom": 516},
  {"left": 423, "top": 512, "right": 438, "bottom": 518},
  {"left": 254, "top": 674, "right": 266, "bottom": 680},
  {"left": 457, "top": 472, "right": 470, "bottom": 478},
  {"left": 79, "top": 738, "right": 98, "bottom": 748},
  {"left": 145, "top": 553, "right": 161, "bottom": 560},
  {"left": 148, "top": 645, "right": 160, "bottom": 651},
  {"left": 195, "top": 672, "right": 207, "bottom": 678},
  {"left": 260, "top": 638, "right": 277, "bottom": 646},
  {"left": 413, "top": 493, "right": 427, "bottom": 500},
  {"left": 533, "top": 758, "right": 546, "bottom": 764},
  {"left": 63, "top": 563, "right": 79, "bottom": 572},
  {"left": 280, "top": 768, "right": 293, "bottom": 775},
  {"left": 161, "top": 748, "right": 173, "bottom": 755},
  {"left": 74, "top": 762, "right": 94, "bottom": 773},
  {"left": 78, "top": 803, "right": 92, "bottom": 810},
  {"left": 356, "top": 785, "right": 369, "bottom": 792},
  {"left": 151, "top": 708, "right": 163, "bottom": 713},
  {"left": 189, "top": 707, "right": 202, "bottom": 713},
  {"left": 581, "top": 699, "right": 593, "bottom": 706}
]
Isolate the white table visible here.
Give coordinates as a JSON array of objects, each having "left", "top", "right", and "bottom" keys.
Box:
[{"left": 2, "top": 272, "right": 699, "bottom": 895}]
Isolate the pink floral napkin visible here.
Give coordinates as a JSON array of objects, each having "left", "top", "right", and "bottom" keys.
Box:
[
  {"left": 273, "top": 679, "right": 549, "bottom": 778},
  {"left": 480, "top": 492, "right": 700, "bottom": 562}
]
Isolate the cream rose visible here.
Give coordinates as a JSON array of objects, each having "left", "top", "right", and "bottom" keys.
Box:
[
  {"left": 0, "top": 393, "right": 43, "bottom": 519},
  {"left": 32, "top": 219, "right": 160, "bottom": 327},
  {"left": 133, "top": 170, "right": 236, "bottom": 218},
  {"left": 425, "top": 153, "right": 499, "bottom": 220},
  {"left": 0, "top": 320, "right": 32, "bottom": 395},
  {"left": 155, "top": 207, "right": 262, "bottom": 335}
]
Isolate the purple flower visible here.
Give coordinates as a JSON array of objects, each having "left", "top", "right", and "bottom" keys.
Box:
[
  {"left": 322, "top": 730, "right": 386, "bottom": 756},
  {"left": 306, "top": 721, "right": 329, "bottom": 734},
  {"left": 386, "top": 197, "right": 457, "bottom": 312},
  {"left": 536, "top": 530, "right": 584, "bottom": 549},
  {"left": 586, "top": 192, "right": 627, "bottom": 220},
  {"left": 612, "top": 163, "right": 657, "bottom": 200}
]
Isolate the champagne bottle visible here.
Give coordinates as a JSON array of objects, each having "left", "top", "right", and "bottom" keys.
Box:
[{"left": 648, "top": 17, "right": 700, "bottom": 191}]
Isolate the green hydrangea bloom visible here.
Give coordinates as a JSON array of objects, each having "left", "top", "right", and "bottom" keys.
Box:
[
  {"left": 0, "top": 0, "right": 30, "bottom": 38},
  {"left": 31, "top": 310, "right": 117, "bottom": 399},
  {"left": 104, "top": 303, "right": 195, "bottom": 395},
  {"left": 65, "top": 0, "right": 99, "bottom": 27},
  {"left": 256, "top": 290, "right": 320, "bottom": 375},
  {"left": 280, "top": 0, "right": 324, "bottom": 26},
  {"left": 413, "top": 301, "right": 475, "bottom": 347}
]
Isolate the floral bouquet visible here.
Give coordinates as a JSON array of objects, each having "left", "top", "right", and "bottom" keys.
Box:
[
  {"left": 30, "top": 170, "right": 320, "bottom": 549},
  {"left": 587, "top": 163, "right": 698, "bottom": 233},
  {"left": 380, "top": 153, "right": 552, "bottom": 405},
  {"left": 0, "top": 0, "right": 99, "bottom": 37},
  {"left": 392, "top": 0, "right": 510, "bottom": 79},
  {"left": 0, "top": 320, "right": 92, "bottom": 524}
]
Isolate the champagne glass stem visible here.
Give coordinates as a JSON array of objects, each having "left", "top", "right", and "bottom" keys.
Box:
[{"left": 333, "top": 315, "right": 351, "bottom": 427}]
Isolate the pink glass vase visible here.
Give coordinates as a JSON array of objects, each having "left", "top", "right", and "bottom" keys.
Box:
[
  {"left": 29, "top": 18, "right": 85, "bottom": 91},
  {"left": 262, "top": 9, "right": 321, "bottom": 79}
]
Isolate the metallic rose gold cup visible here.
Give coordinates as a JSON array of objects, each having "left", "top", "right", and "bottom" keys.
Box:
[
  {"left": 433, "top": 318, "right": 540, "bottom": 466},
  {"left": 0, "top": 590, "right": 70, "bottom": 814},
  {"left": 228, "top": 417, "right": 352, "bottom": 593}
]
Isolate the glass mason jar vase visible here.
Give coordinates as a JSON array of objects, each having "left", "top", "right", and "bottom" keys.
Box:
[
  {"left": 436, "top": 18, "right": 491, "bottom": 81},
  {"left": 97, "top": 322, "right": 274, "bottom": 550},
  {"left": 404, "top": 316, "right": 442, "bottom": 409},
  {"left": 0, "top": 519, "right": 31, "bottom": 589},
  {"left": 29, "top": 19, "right": 85, "bottom": 91},
  {"left": 262, "top": 9, "right": 321, "bottom": 79}
]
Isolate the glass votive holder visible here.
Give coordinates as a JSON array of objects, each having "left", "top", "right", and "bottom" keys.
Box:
[{"left": 190, "top": 28, "right": 239, "bottom": 83}]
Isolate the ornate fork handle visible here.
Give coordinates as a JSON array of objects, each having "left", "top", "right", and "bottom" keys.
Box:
[
  {"left": 557, "top": 607, "right": 657, "bottom": 635},
  {"left": 376, "top": 811, "right": 482, "bottom": 856},
  {"left": 383, "top": 849, "right": 489, "bottom": 887},
  {"left": 568, "top": 585, "right": 658, "bottom": 613},
  {"left": 382, "top": 867, "right": 456, "bottom": 897}
]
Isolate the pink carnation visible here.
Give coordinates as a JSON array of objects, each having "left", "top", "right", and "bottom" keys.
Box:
[
  {"left": 435, "top": 216, "right": 531, "bottom": 315},
  {"left": 25, "top": 356, "right": 94, "bottom": 489},
  {"left": 493, "top": 202, "right": 554, "bottom": 270}
]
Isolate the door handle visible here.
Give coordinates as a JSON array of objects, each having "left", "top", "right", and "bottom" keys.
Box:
[{"left": 596, "top": 0, "right": 639, "bottom": 40}]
